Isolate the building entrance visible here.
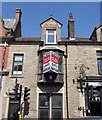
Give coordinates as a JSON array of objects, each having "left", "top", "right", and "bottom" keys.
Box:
[
  {"left": 90, "top": 101, "right": 101, "bottom": 116},
  {"left": 85, "top": 84, "right": 102, "bottom": 116}
]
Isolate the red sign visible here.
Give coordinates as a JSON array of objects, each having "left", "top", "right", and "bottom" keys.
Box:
[
  {"left": 43, "top": 51, "right": 58, "bottom": 73},
  {"left": 43, "top": 55, "right": 50, "bottom": 64}
]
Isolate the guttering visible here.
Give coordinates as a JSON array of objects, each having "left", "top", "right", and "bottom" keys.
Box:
[
  {"left": 58, "top": 40, "right": 102, "bottom": 45},
  {"left": 0, "top": 42, "right": 8, "bottom": 46},
  {"left": 65, "top": 44, "right": 69, "bottom": 119},
  {"left": 0, "top": 36, "right": 14, "bottom": 42},
  {"left": 0, "top": 42, "right": 8, "bottom": 87}
]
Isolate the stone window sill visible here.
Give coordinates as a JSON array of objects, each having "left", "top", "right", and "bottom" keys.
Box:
[{"left": 10, "top": 75, "right": 23, "bottom": 78}]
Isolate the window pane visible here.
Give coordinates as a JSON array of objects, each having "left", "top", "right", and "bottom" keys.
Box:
[
  {"left": 39, "top": 52, "right": 43, "bottom": 61},
  {"left": 52, "top": 94, "right": 62, "bottom": 107},
  {"left": 13, "top": 62, "right": 18, "bottom": 71},
  {"left": 58, "top": 64, "right": 62, "bottom": 73},
  {"left": 38, "top": 61, "right": 43, "bottom": 73},
  {"left": 39, "top": 94, "right": 49, "bottom": 107},
  {"left": 18, "top": 62, "right": 23, "bottom": 71},
  {"left": 48, "top": 30, "right": 55, "bottom": 33},
  {"left": 58, "top": 53, "right": 63, "bottom": 64},
  {"left": 48, "top": 35, "right": 54, "bottom": 43},
  {"left": 52, "top": 109, "right": 62, "bottom": 119},
  {"left": 98, "top": 59, "right": 102, "bottom": 74},
  {"left": 39, "top": 109, "right": 49, "bottom": 119},
  {"left": 13, "top": 62, "right": 22, "bottom": 72},
  {"left": 14, "top": 55, "right": 23, "bottom": 61}
]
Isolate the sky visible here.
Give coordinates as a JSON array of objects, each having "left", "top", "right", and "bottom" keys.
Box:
[{"left": 1, "top": 2, "right": 101, "bottom": 37}]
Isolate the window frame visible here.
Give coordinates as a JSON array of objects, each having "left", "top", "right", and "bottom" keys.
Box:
[
  {"left": 38, "top": 93, "right": 50, "bottom": 119},
  {"left": 39, "top": 93, "right": 63, "bottom": 119},
  {"left": 97, "top": 58, "right": 102, "bottom": 75},
  {"left": 58, "top": 52, "right": 63, "bottom": 73},
  {"left": 12, "top": 54, "right": 24, "bottom": 75},
  {"left": 46, "top": 29, "right": 56, "bottom": 44},
  {"left": 96, "top": 51, "right": 102, "bottom": 75},
  {"left": 51, "top": 93, "right": 63, "bottom": 119}
]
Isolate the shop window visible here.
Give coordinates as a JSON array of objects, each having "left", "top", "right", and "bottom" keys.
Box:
[
  {"left": 39, "top": 94, "right": 49, "bottom": 119},
  {"left": 39, "top": 93, "right": 62, "bottom": 119},
  {"left": 12, "top": 54, "right": 24, "bottom": 75},
  {"left": 52, "top": 94, "right": 62, "bottom": 119},
  {"left": 85, "top": 85, "right": 102, "bottom": 116}
]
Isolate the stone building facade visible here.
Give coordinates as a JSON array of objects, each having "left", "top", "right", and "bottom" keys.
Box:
[{"left": 0, "top": 8, "right": 102, "bottom": 119}]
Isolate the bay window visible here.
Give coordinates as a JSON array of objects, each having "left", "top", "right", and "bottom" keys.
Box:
[{"left": 38, "top": 47, "right": 64, "bottom": 83}]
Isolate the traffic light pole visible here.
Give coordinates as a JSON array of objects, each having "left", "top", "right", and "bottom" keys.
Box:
[
  {"left": 18, "top": 85, "right": 24, "bottom": 120},
  {"left": 19, "top": 101, "right": 24, "bottom": 120},
  {"left": 19, "top": 85, "right": 22, "bottom": 110}
]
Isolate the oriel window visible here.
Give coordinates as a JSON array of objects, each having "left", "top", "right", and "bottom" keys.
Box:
[{"left": 12, "top": 54, "right": 24, "bottom": 75}]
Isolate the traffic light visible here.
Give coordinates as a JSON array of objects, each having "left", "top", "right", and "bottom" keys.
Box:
[
  {"left": 13, "top": 82, "right": 19, "bottom": 101},
  {"left": 24, "top": 87, "right": 30, "bottom": 101}
]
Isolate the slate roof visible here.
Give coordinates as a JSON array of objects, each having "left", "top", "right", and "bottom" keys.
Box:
[
  {"left": 61, "top": 37, "right": 90, "bottom": 41},
  {"left": 14, "top": 36, "right": 97, "bottom": 43},
  {"left": 15, "top": 37, "right": 90, "bottom": 42},
  {"left": 0, "top": 16, "right": 19, "bottom": 36},
  {"left": 3, "top": 19, "right": 17, "bottom": 31},
  {"left": 90, "top": 23, "right": 102, "bottom": 40},
  {"left": 15, "top": 37, "right": 41, "bottom": 42}
]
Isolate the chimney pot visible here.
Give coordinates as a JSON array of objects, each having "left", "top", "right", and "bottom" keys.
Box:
[
  {"left": 15, "top": 8, "right": 22, "bottom": 20},
  {"left": 69, "top": 13, "right": 74, "bottom": 21},
  {"left": 68, "top": 13, "right": 75, "bottom": 39}
]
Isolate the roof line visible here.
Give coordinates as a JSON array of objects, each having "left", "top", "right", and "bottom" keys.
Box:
[{"left": 40, "top": 17, "right": 63, "bottom": 26}]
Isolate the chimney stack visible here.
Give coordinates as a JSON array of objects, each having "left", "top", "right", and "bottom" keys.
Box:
[
  {"left": 68, "top": 13, "right": 75, "bottom": 40},
  {"left": 15, "top": 8, "right": 22, "bottom": 20}
]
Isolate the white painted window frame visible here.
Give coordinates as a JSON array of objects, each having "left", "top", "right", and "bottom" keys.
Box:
[{"left": 46, "top": 30, "right": 56, "bottom": 44}]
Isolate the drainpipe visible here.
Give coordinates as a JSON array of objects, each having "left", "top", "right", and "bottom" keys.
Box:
[
  {"left": 0, "top": 42, "right": 8, "bottom": 120},
  {"left": 0, "top": 42, "right": 8, "bottom": 87},
  {"left": 65, "top": 44, "right": 69, "bottom": 119}
]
